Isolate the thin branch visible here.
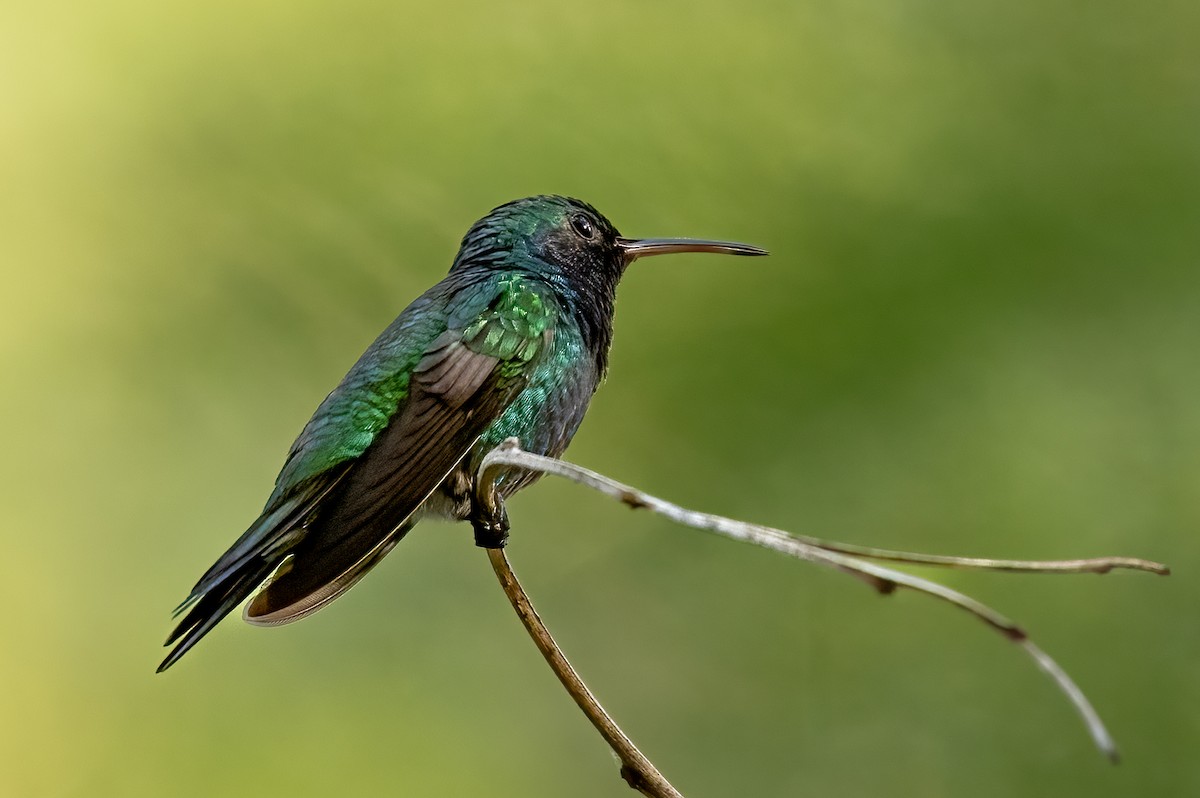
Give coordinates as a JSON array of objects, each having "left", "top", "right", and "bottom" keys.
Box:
[
  {"left": 775, "top": 539, "right": 1168, "bottom": 576},
  {"left": 477, "top": 439, "right": 1168, "bottom": 767},
  {"left": 486, "top": 547, "right": 684, "bottom": 798}
]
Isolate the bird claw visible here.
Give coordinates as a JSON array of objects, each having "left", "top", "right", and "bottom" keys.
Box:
[{"left": 471, "top": 499, "right": 510, "bottom": 549}]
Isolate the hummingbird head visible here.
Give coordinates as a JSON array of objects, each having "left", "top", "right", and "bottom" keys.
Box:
[
  {"left": 452, "top": 195, "right": 622, "bottom": 288},
  {"left": 452, "top": 195, "right": 767, "bottom": 371},
  {"left": 454, "top": 195, "right": 766, "bottom": 291}
]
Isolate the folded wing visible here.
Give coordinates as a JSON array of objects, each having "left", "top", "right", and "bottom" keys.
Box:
[{"left": 159, "top": 275, "right": 555, "bottom": 669}]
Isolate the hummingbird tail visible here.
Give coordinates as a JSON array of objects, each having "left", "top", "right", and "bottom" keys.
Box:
[{"left": 157, "top": 556, "right": 278, "bottom": 672}]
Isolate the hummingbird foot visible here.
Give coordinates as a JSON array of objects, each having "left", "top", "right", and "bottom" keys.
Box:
[{"left": 470, "top": 496, "right": 510, "bottom": 549}]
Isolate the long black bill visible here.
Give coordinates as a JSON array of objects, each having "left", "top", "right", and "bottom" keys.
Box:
[{"left": 618, "top": 237, "right": 768, "bottom": 263}]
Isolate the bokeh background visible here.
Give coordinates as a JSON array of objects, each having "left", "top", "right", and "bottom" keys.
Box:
[{"left": 2, "top": 1, "right": 1197, "bottom": 796}]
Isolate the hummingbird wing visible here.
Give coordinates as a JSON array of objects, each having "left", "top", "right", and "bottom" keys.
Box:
[
  {"left": 161, "top": 274, "right": 555, "bottom": 668},
  {"left": 246, "top": 279, "right": 555, "bottom": 623}
]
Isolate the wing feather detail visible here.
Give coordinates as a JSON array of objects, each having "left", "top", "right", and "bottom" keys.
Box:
[{"left": 243, "top": 282, "right": 555, "bottom": 624}]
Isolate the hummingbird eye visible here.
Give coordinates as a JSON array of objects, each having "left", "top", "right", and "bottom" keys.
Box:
[{"left": 570, "top": 213, "right": 596, "bottom": 240}]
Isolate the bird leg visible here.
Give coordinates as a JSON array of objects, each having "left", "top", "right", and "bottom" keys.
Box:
[{"left": 469, "top": 485, "right": 510, "bottom": 549}]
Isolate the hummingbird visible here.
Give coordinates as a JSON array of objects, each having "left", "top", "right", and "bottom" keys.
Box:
[{"left": 159, "top": 195, "right": 766, "bottom": 672}]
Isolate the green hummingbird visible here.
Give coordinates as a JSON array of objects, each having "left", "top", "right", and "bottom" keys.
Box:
[{"left": 159, "top": 195, "right": 766, "bottom": 671}]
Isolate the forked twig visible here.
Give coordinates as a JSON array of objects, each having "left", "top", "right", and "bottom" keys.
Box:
[{"left": 475, "top": 439, "right": 1167, "bottom": 792}]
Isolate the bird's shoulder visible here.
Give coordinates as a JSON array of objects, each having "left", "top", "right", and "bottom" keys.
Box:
[{"left": 454, "top": 271, "right": 559, "bottom": 368}]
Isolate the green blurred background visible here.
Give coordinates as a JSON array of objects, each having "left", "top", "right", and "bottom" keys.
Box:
[{"left": 2, "top": 1, "right": 1197, "bottom": 795}]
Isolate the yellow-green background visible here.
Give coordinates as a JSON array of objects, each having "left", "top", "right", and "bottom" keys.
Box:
[{"left": 3, "top": 1, "right": 1196, "bottom": 796}]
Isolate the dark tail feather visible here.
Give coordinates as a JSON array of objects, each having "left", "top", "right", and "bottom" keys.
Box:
[{"left": 157, "top": 557, "right": 278, "bottom": 673}]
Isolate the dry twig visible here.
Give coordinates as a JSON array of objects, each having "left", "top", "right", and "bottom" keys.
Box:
[
  {"left": 486, "top": 547, "right": 683, "bottom": 798},
  {"left": 474, "top": 438, "right": 1167, "bottom": 793}
]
